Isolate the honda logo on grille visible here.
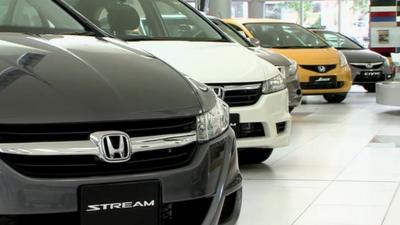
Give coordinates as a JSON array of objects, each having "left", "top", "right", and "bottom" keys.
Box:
[
  {"left": 365, "top": 63, "right": 374, "bottom": 69},
  {"left": 317, "top": 66, "right": 327, "bottom": 73},
  {"left": 90, "top": 131, "right": 132, "bottom": 163},
  {"left": 211, "top": 86, "right": 225, "bottom": 99}
]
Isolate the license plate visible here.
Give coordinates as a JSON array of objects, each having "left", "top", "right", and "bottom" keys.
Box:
[
  {"left": 361, "top": 71, "right": 382, "bottom": 76},
  {"left": 230, "top": 113, "right": 240, "bottom": 135},
  {"left": 80, "top": 181, "right": 161, "bottom": 225},
  {"left": 310, "top": 76, "right": 336, "bottom": 82}
]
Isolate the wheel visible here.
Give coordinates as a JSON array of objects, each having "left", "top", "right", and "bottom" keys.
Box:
[
  {"left": 238, "top": 148, "right": 273, "bottom": 164},
  {"left": 289, "top": 106, "right": 295, "bottom": 113},
  {"left": 323, "top": 93, "right": 347, "bottom": 103},
  {"left": 363, "top": 84, "right": 376, "bottom": 93}
]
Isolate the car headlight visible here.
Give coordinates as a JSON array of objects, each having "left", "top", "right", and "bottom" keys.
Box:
[
  {"left": 338, "top": 51, "right": 348, "bottom": 67},
  {"left": 288, "top": 59, "right": 298, "bottom": 75},
  {"left": 262, "top": 75, "right": 286, "bottom": 94},
  {"left": 197, "top": 98, "right": 230, "bottom": 142}
]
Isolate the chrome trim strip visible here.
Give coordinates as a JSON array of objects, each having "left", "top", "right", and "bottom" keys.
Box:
[
  {"left": 350, "top": 62, "right": 383, "bottom": 66},
  {"left": 223, "top": 83, "right": 262, "bottom": 91},
  {"left": 0, "top": 131, "right": 197, "bottom": 156}
]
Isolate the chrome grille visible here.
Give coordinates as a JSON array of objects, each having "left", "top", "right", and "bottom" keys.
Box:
[
  {"left": 209, "top": 83, "right": 263, "bottom": 107},
  {"left": 300, "top": 64, "right": 337, "bottom": 73},
  {"left": 350, "top": 62, "right": 384, "bottom": 69}
]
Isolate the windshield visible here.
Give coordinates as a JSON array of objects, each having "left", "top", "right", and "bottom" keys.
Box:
[
  {"left": 212, "top": 19, "right": 250, "bottom": 47},
  {"left": 244, "top": 23, "right": 329, "bottom": 48},
  {"left": 65, "top": 0, "right": 225, "bottom": 42},
  {"left": 314, "top": 31, "right": 363, "bottom": 50},
  {"left": 0, "top": 0, "right": 87, "bottom": 34}
]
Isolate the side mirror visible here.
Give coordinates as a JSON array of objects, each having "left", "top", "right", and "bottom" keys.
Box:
[{"left": 248, "top": 37, "right": 261, "bottom": 47}]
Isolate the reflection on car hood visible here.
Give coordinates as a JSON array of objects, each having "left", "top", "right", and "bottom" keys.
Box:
[
  {"left": 271, "top": 48, "right": 340, "bottom": 65},
  {"left": 341, "top": 49, "right": 385, "bottom": 63},
  {"left": 0, "top": 33, "right": 201, "bottom": 124},
  {"left": 127, "top": 41, "right": 280, "bottom": 83}
]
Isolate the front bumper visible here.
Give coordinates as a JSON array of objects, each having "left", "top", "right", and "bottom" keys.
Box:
[
  {"left": 351, "top": 66, "right": 394, "bottom": 84},
  {"left": 0, "top": 129, "right": 242, "bottom": 225},
  {"left": 286, "top": 78, "right": 302, "bottom": 108},
  {"left": 299, "top": 65, "right": 353, "bottom": 95},
  {"left": 230, "top": 89, "right": 292, "bottom": 149}
]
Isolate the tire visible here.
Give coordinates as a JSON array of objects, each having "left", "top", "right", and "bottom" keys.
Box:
[
  {"left": 323, "top": 93, "right": 347, "bottom": 103},
  {"left": 363, "top": 84, "right": 376, "bottom": 93},
  {"left": 238, "top": 148, "right": 273, "bottom": 164},
  {"left": 289, "top": 106, "right": 295, "bottom": 113}
]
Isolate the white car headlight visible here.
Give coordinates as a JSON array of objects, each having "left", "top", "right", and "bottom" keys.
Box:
[
  {"left": 288, "top": 59, "right": 298, "bottom": 75},
  {"left": 262, "top": 75, "right": 286, "bottom": 94},
  {"left": 338, "top": 51, "right": 348, "bottom": 67},
  {"left": 197, "top": 98, "right": 230, "bottom": 142}
]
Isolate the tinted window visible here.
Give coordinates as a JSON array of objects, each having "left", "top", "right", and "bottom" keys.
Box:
[
  {"left": 65, "top": 0, "right": 225, "bottom": 42},
  {"left": 0, "top": 0, "right": 11, "bottom": 22},
  {"left": 317, "top": 31, "right": 363, "bottom": 49},
  {"left": 228, "top": 23, "right": 249, "bottom": 38},
  {"left": 212, "top": 19, "right": 250, "bottom": 47},
  {"left": 244, "top": 23, "right": 329, "bottom": 48},
  {"left": 0, "top": 0, "right": 86, "bottom": 34}
]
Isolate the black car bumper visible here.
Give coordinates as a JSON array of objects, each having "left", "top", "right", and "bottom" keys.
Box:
[{"left": 0, "top": 128, "right": 241, "bottom": 225}]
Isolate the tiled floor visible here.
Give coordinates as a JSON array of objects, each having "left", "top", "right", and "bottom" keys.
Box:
[{"left": 238, "top": 86, "right": 400, "bottom": 225}]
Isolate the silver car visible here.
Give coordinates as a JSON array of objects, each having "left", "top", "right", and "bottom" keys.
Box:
[
  {"left": 311, "top": 29, "right": 394, "bottom": 92},
  {"left": 210, "top": 17, "right": 302, "bottom": 112}
]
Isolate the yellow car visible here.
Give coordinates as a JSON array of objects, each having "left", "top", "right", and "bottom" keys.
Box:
[{"left": 224, "top": 18, "right": 353, "bottom": 103}]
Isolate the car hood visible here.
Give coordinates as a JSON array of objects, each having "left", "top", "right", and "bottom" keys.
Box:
[
  {"left": 271, "top": 47, "right": 340, "bottom": 65},
  {"left": 249, "top": 47, "right": 291, "bottom": 66},
  {"left": 0, "top": 33, "right": 202, "bottom": 124},
  {"left": 341, "top": 49, "right": 385, "bottom": 63},
  {"left": 127, "top": 41, "right": 279, "bottom": 84}
]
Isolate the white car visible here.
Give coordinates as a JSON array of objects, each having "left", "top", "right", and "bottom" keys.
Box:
[{"left": 67, "top": 0, "right": 292, "bottom": 163}]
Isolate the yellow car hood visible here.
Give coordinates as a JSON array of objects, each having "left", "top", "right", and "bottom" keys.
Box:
[{"left": 271, "top": 48, "right": 340, "bottom": 65}]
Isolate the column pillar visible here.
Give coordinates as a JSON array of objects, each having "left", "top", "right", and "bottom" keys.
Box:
[
  {"left": 208, "top": 0, "right": 231, "bottom": 18},
  {"left": 248, "top": 0, "right": 264, "bottom": 18}
]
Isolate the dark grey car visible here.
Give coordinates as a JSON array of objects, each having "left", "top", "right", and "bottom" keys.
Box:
[
  {"left": 311, "top": 29, "right": 394, "bottom": 92},
  {"left": 210, "top": 17, "right": 302, "bottom": 111},
  {"left": 0, "top": 1, "right": 241, "bottom": 225}
]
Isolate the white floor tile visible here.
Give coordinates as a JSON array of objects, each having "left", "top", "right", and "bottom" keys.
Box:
[
  {"left": 293, "top": 182, "right": 397, "bottom": 225},
  {"left": 238, "top": 180, "right": 329, "bottom": 225},
  {"left": 238, "top": 92, "right": 400, "bottom": 225}
]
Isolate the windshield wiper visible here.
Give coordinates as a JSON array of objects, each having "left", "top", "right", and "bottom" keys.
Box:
[
  {"left": 60, "top": 31, "right": 98, "bottom": 36},
  {"left": 123, "top": 36, "right": 228, "bottom": 42},
  {"left": 273, "top": 46, "right": 308, "bottom": 49},
  {"left": 273, "top": 45, "right": 330, "bottom": 49},
  {"left": 123, "top": 37, "right": 162, "bottom": 41},
  {"left": 336, "top": 47, "right": 363, "bottom": 50}
]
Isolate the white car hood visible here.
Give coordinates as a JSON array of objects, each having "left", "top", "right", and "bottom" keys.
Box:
[{"left": 127, "top": 41, "right": 279, "bottom": 84}]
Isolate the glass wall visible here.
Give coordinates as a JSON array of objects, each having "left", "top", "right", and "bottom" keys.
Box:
[
  {"left": 234, "top": 0, "right": 369, "bottom": 47},
  {"left": 302, "top": 0, "right": 339, "bottom": 31},
  {"left": 182, "top": 0, "right": 369, "bottom": 47},
  {"left": 340, "top": 0, "right": 369, "bottom": 47},
  {"left": 264, "top": 1, "right": 301, "bottom": 23}
]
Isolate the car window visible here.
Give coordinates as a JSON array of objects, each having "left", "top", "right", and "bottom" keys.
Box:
[
  {"left": 0, "top": 0, "right": 86, "bottom": 34},
  {"left": 65, "top": 0, "right": 225, "bottom": 42},
  {"left": 244, "top": 23, "right": 329, "bottom": 49},
  {"left": 95, "top": 0, "right": 150, "bottom": 37},
  {"left": 0, "top": 0, "right": 11, "bottom": 22},
  {"left": 227, "top": 23, "right": 249, "bottom": 37},
  {"left": 318, "top": 31, "right": 363, "bottom": 50},
  {"left": 155, "top": 1, "right": 200, "bottom": 38},
  {"left": 13, "top": 0, "right": 43, "bottom": 27},
  {"left": 212, "top": 19, "right": 250, "bottom": 47}
]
